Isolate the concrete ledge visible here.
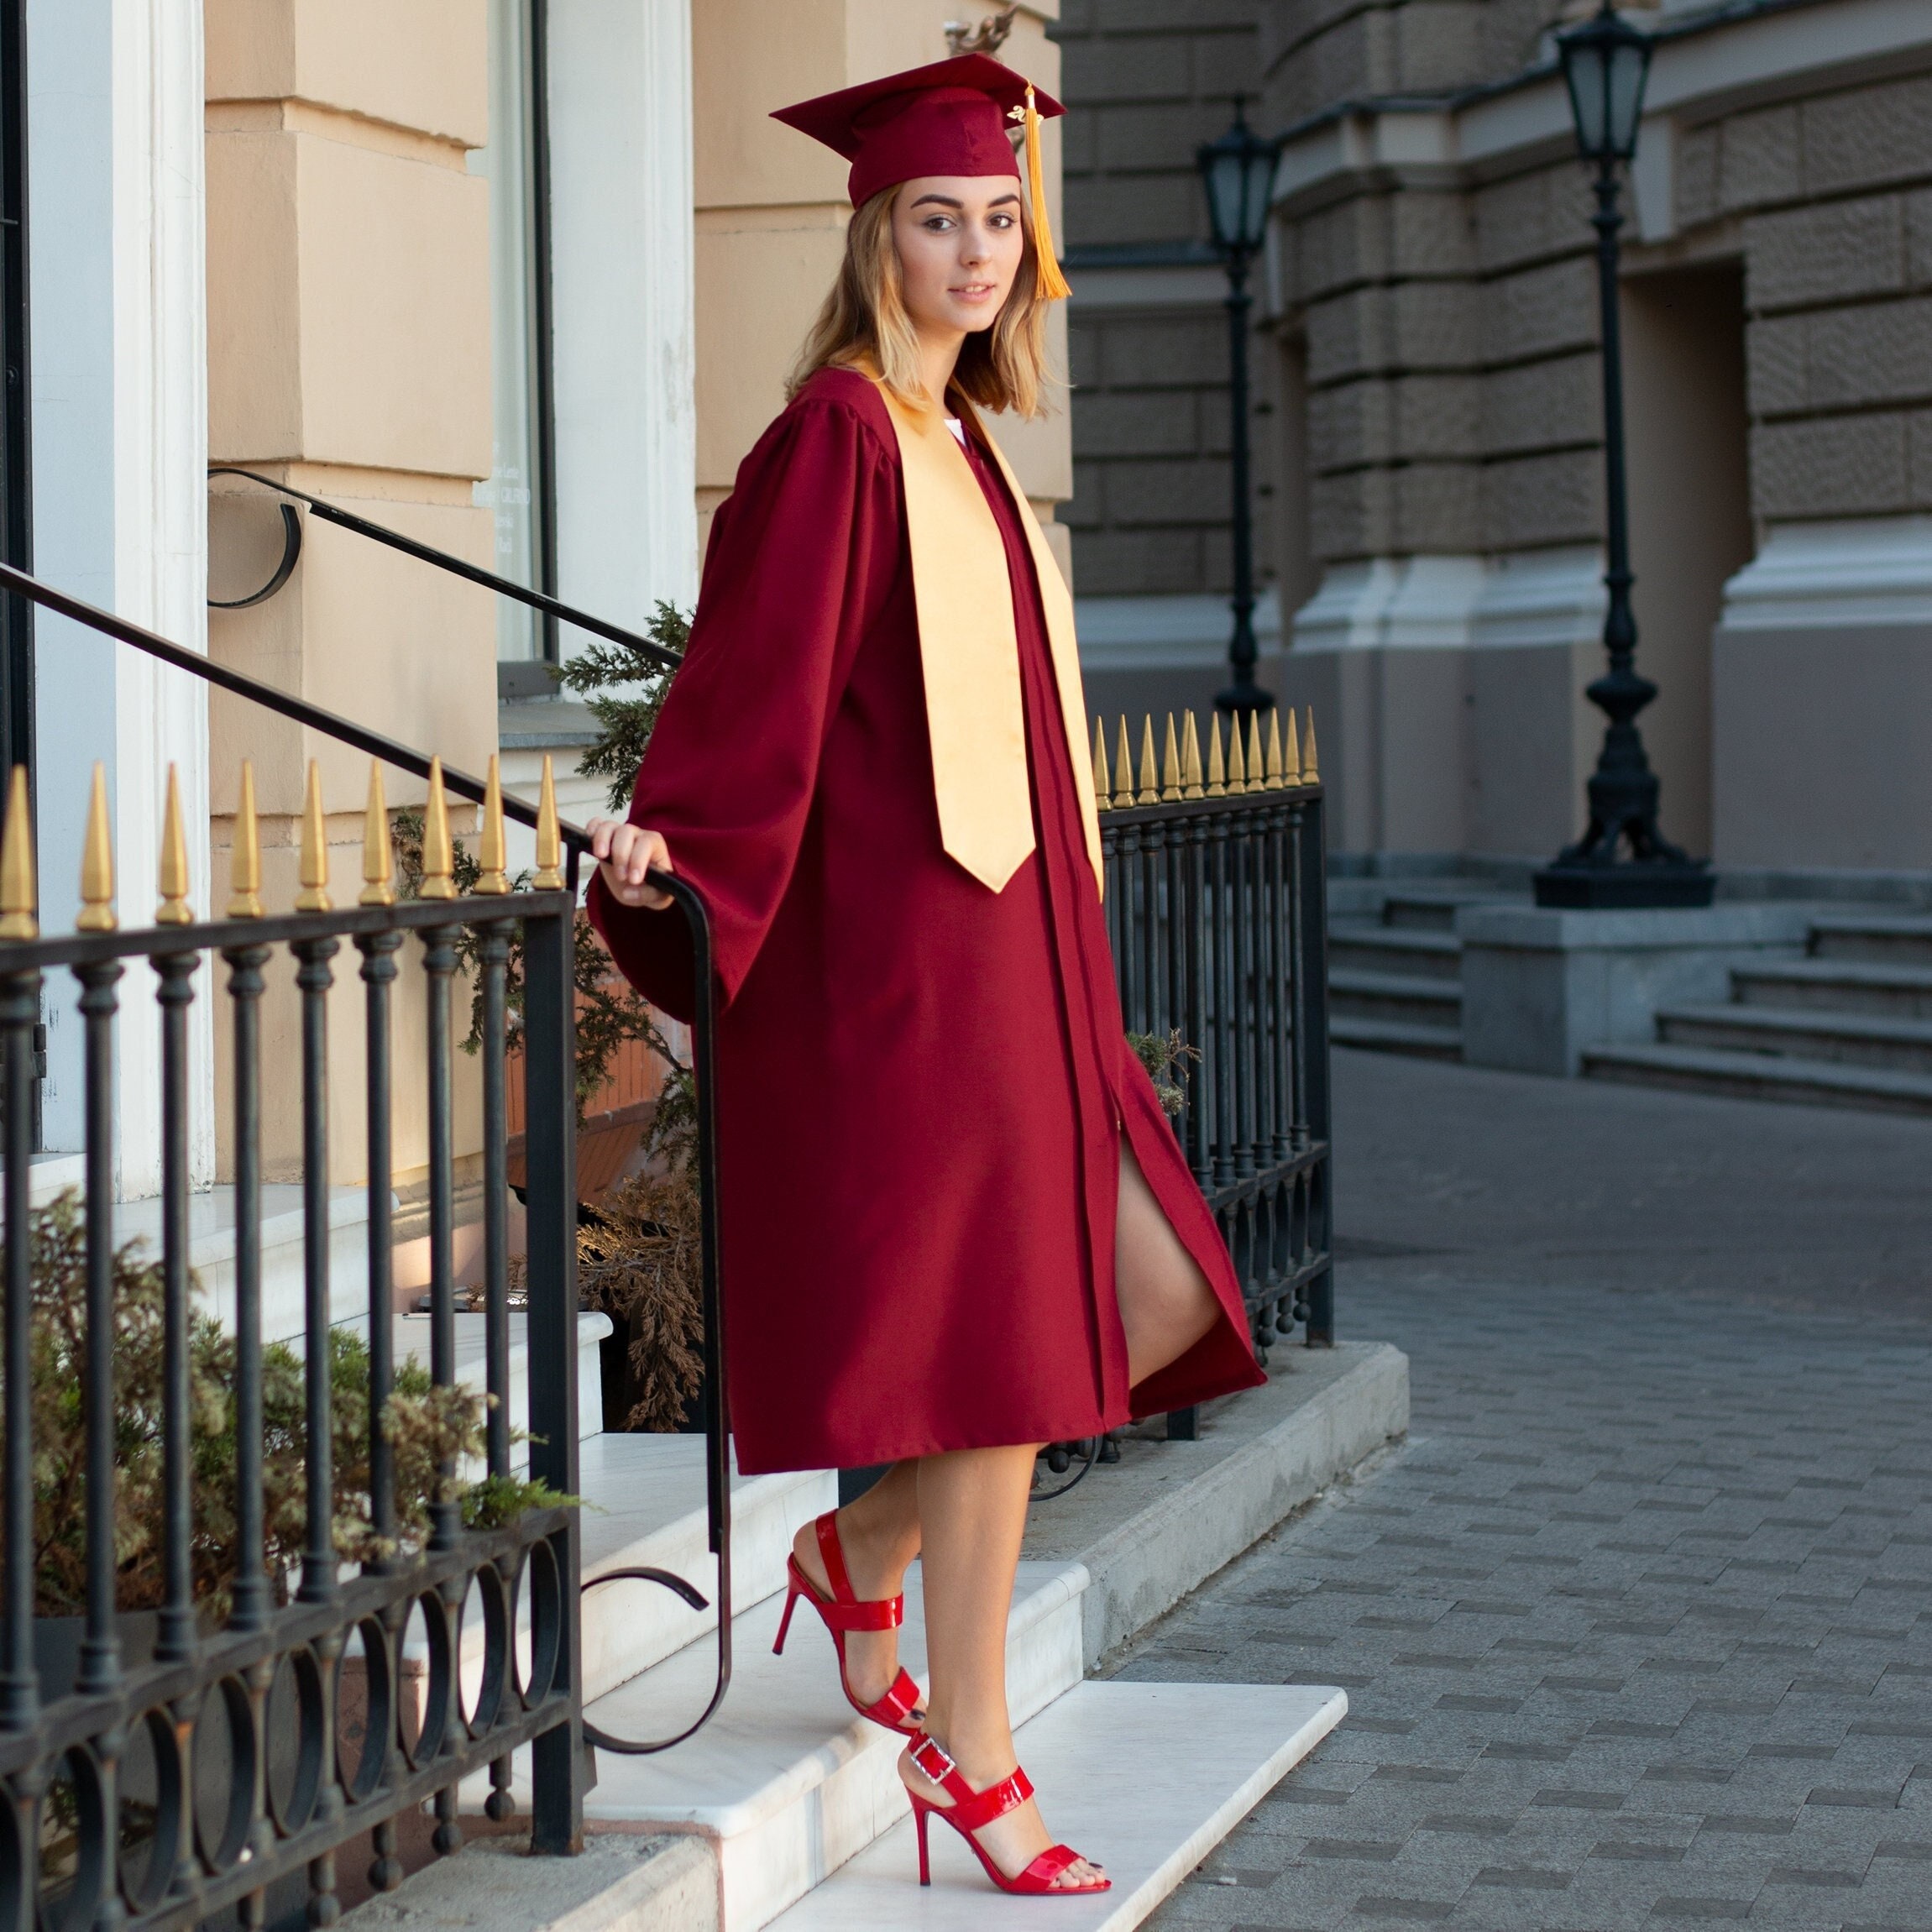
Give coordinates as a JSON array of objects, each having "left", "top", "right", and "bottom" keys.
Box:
[
  {"left": 1022, "top": 1339, "right": 1411, "bottom": 1668},
  {"left": 1459, "top": 902, "right": 1814, "bottom": 1076},
  {"left": 344, "top": 1831, "right": 716, "bottom": 1932}
]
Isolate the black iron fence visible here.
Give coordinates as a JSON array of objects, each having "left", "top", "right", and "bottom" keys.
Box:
[{"left": 1096, "top": 705, "right": 1333, "bottom": 1367}]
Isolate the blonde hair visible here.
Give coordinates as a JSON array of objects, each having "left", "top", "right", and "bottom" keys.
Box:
[{"left": 787, "top": 184, "right": 1055, "bottom": 418}]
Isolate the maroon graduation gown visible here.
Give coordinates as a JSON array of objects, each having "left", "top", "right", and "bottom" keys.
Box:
[{"left": 588, "top": 366, "right": 1264, "bottom": 1474}]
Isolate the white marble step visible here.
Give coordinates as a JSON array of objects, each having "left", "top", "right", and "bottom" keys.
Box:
[
  {"left": 462, "top": 1558, "right": 1091, "bottom": 1932},
  {"left": 395, "top": 1307, "right": 611, "bottom": 1446},
  {"left": 770, "top": 1679, "right": 1347, "bottom": 1930}
]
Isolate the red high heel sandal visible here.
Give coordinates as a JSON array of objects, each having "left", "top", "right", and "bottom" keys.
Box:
[
  {"left": 772, "top": 1511, "right": 924, "bottom": 1736},
  {"left": 903, "top": 1731, "right": 1110, "bottom": 1897}
]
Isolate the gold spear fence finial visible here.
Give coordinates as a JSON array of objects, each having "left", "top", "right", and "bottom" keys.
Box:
[
  {"left": 420, "top": 757, "right": 456, "bottom": 901},
  {"left": 1182, "top": 710, "right": 1204, "bottom": 798},
  {"left": 1161, "top": 713, "right": 1181, "bottom": 801},
  {"left": 1303, "top": 706, "right": 1320, "bottom": 783},
  {"left": 1227, "top": 712, "right": 1248, "bottom": 793},
  {"left": 157, "top": 764, "right": 193, "bottom": 925},
  {"left": 1137, "top": 715, "right": 1159, "bottom": 805},
  {"left": 1264, "top": 709, "right": 1285, "bottom": 788},
  {"left": 77, "top": 763, "right": 115, "bottom": 933},
  {"left": 228, "top": 760, "right": 264, "bottom": 919},
  {"left": 474, "top": 754, "right": 510, "bottom": 895},
  {"left": 1092, "top": 716, "right": 1111, "bottom": 809},
  {"left": 0, "top": 767, "right": 33, "bottom": 941},
  {"left": 1113, "top": 717, "right": 1134, "bottom": 810},
  {"left": 1206, "top": 712, "right": 1226, "bottom": 798},
  {"left": 296, "top": 760, "right": 331, "bottom": 913},
  {"left": 360, "top": 761, "right": 395, "bottom": 908},
  {"left": 533, "top": 754, "right": 564, "bottom": 891},
  {"left": 1246, "top": 710, "right": 1265, "bottom": 796},
  {"left": 1283, "top": 707, "right": 1301, "bottom": 786}
]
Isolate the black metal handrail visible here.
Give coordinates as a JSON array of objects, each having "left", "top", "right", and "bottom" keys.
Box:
[{"left": 207, "top": 468, "right": 683, "bottom": 673}]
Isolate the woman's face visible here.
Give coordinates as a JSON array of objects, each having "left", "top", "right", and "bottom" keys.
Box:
[{"left": 892, "top": 174, "right": 1027, "bottom": 338}]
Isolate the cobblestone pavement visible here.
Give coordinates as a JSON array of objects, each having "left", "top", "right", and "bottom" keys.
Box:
[{"left": 1128, "top": 1051, "right": 1932, "bottom": 1931}]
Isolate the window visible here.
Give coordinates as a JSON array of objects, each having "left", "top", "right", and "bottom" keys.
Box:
[{"left": 473, "top": 0, "right": 558, "bottom": 697}]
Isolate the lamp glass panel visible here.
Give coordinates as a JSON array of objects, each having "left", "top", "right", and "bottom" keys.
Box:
[
  {"left": 1240, "top": 148, "right": 1278, "bottom": 249},
  {"left": 1206, "top": 146, "right": 1247, "bottom": 250},
  {"left": 1606, "top": 40, "right": 1650, "bottom": 155},
  {"left": 1563, "top": 43, "right": 1609, "bottom": 158}
]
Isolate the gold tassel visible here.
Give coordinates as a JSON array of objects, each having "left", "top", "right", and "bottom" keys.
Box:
[
  {"left": 1206, "top": 714, "right": 1226, "bottom": 798},
  {"left": 296, "top": 761, "right": 331, "bottom": 913},
  {"left": 77, "top": 764, "right": 115, "bottom": 933},
  {"left": 1113, "top": 717, "right": 1134, "bottom": 810},
  {"left": 1162, "top": 713, "right": 1181, "bottom": 800},
  {"left": 360, "top": 762, "right": 394, "bottom": 908},
  {"left": 1246, "top": 711, "right": 1265, "bottom": 798},
  {"left": 157, "top": 765, "right": 193, "bottom": 924},
  {"left": 1137, "top": 715, "right": 1159, "bottom": 805},
  {"left": 474, "top": 754, "right": 510, "bottom": 894},
  {"left": 533, "top": 755, "right": 565, "bottom": 891},
  {"left": 1264, "top": 710, "right": 1285, "bottom": 789},
  {"left": 1283, "top": 708, "right": 1301, "bottom": 786},
  {"left": 1022, "top": 86, "right": 1072, "bottom": 302},
  {"left": 1092, "top": 716, "right": 1110, "bottom": 811},
  {"left": 1181, "top": 712, "right": 1204, "bottom": 798},
  {"left": 1303, "top": 706, "right": 1320, "bottom": 783},
  {"left": 420, "top": 757, "right": 455, "bottom": 901},
  {"left": 229, "top": 761, "right": 264, "bottom": 918},
  {"left": 0, "top": 767, "right": 33, "bottom": 940}
]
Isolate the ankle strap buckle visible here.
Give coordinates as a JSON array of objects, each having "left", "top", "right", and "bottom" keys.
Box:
[{"left": 908, "top": 1733, "right": 957, "bottom": 1784}]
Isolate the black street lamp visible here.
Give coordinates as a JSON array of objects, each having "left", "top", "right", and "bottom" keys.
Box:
[
  {"left": 1533, "top": 3, "right": 1712, "bottom": 909},
  {"left": 1197, "top": 101, "right": 1282, "bottom": 720}
]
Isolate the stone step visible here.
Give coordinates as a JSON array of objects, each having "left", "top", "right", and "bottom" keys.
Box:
[
  {"left": 767, "top": 1679, "right": 1346, "bottom": 1932},
  {"left": 1330, "top": 1015, "right": 1464, "bottom": 1060},
  {"left": 1656, "top": 1001, "right": 1932, "bottom": 1076},
  {"left": 1733, "top": 958, "right": 1932, "bottom": 1019},
  {"left": 1327, "top": 925, "right": 1463, "bottom": 982},
  {"left": 1581, "top": 1040, "right": 1932, "bottom": 1116},
  {"left": 1328, "top": 967, "right": 1462, "bottom": 1029},
  {"left": 1807, "top": 912, "right": 1932, "bottom": 966},
  {"left": 396, "top": 1308, "right": 612, "bottom": 1448},
  {"left": 1380, "top": 893, "right": 1465, "bottom": 931},
  {"left": 462, "top": 1560, "right": 1092, "bottom": 1932}
]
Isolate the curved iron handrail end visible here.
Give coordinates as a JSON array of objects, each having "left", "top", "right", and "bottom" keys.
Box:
[
  {"left": 581, "top": 866, "right": 732, "bottom": 1756},
  {"left": 209, "top": 500, "right": 303, "bottom": 610}
]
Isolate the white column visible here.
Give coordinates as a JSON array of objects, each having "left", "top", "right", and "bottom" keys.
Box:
[{"left": 546, "top": 0, "right": 699, "bottom": 637}]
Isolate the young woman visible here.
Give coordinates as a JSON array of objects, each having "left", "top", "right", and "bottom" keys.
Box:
[{"left": 585, "top": 54, "right": 1264, "bottom": 1898}]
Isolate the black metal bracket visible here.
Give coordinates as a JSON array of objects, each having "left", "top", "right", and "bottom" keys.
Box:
[{"left": 208, "top": 500, "right": 302, "bottom": 610}]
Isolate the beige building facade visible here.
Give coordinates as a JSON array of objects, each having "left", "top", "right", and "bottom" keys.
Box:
[{"left": 1055, "top": 0, "right": 1932, "bottom": 885}]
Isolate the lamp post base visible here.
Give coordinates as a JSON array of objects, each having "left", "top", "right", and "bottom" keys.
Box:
[{"left": 1531, "top": 860, "right": 1715, "bottom": 910}]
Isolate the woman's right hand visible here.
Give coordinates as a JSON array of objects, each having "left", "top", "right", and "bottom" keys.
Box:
[{"left": 587, "top": 819, "right": 674, "bottom": 910}]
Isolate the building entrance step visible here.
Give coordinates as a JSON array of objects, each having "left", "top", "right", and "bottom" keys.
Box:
[
  {"left": 1581, "top": 1039, "right": 1932, "bottom": 1115},
  {"left": 766, "top": 1680, "right": 1346, "bottom": 1931},
  {"left": 1332, "top": 1015, "right": 1463, "bottom": 1059}
]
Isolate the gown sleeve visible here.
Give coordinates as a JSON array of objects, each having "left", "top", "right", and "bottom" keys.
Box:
[{"left": 587, "top": 391, "right": 902, "bottom": 1018}]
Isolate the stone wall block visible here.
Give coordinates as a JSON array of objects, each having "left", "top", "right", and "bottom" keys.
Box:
[
  {"left": 1479, "top": 0, "right": 1553, "bottom": 76},
  {"left": 1745, "top": 312, "right": 1808, "bottom": 417},
  {"left": 1061, "top": 34, "right": 1200, "bottom": 102},
  {"left": 1390, "top": 191, "right": 1476, "bottom": 278},
  {"left": 1095, "top": 100, "right": 1235, "bottom": 170},
  {"left": 1484, "top": 448, "right": 1601, "bottom": 550},
  {"left": 1273, "top": 15, "right": 1384, "bottom": 128},
  {"left": 1308, "top": 378, "right": 1392, "bottom": 470},
  {"left": 1292, "top": 198, "right": 1393, "bottom": 303},
  {"left": 1075, "top": 388, "right": 1201, "bottom": 458},
  {"left": 1390, "top": 1, "right": 1488, "bottom": 96},
  {"left": 1906, "top": 189, "right": 1932, "bottom": 289},
  {"left": 1100, "top": 313, "right": 1228, "bottom": 388},
  {"left": 1069, "top": 320, "right": 1104, "bottom": 389},
  {"left": 1676, "top": 123, "right": 1720, "bottom": 231},
  {"left": 1194, "top": 30, "right": 1271, "bottom": 98},
  {"left": 1474, "top": 165, "right": 1591, "bottom": 276},
  {"left": 1487, "top": 256, "right": 1596, "bottom": 364},
  {"left": 1063, "top": 461, "right": 1105, "bottom": 531},
  {"left": 1751, "top": 413, "right": 1910, "bottom": 520},
  {"left": 1065, "top": 174, "right": 1202, "bottom": 247},
  {"left": 1744, "top": 198, "right": 1903, "bottom": 312},
  {"left": 1393, "top": 280, "right": 1478, "bottom": 369},
  {"left": 1306, "top": 287, "right": 1391, "bottom": 386},
  {"left": 1311, "top": 466, "right": 1394, "bottom": 562},
  {"left": 1394, "top": 461, "right": 1484, "bottom": 552},
  {"left": 1801, "top": 73, "right": 1932, "bottom": 197},
  {"left": 1107, "top": 0, "right": 1254, "bottom": 30},
  {"left": 1483, "top": 353, "right": 1600, "bottom": 457},
  {"left": 1393, "top": 372, "right": 1480, "bottom": 459},
  {"left": 1803, "top": 297, "right": 1932, "bottom": 412},
  {"left": 1104, "top": 456, "right": 1233, "bottom": 527},
  {"left": 1070, "top": 526, "right": 1205, "bottom": 596},
  {"left": 1909, "top": 410, "right": 1932, "bottom": 508},
  {"left": 1715, "top": 102, "right": 1801, "bottom": 212}
]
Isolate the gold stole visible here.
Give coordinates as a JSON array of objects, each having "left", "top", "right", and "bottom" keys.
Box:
[{"left": 872, "top": 380, "right": 1103, "bottom": 898}]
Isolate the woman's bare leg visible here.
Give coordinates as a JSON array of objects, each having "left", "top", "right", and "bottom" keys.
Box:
[
  {"left": 901, "top": 1445, "right": 1102, "bottom": 1889},
  {"left": 790, "top": 1459, "right": 922, "bottom": 1709},
  {"left": 1116, "top": 1135, "right": 1221, "bottom": 1385}
]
